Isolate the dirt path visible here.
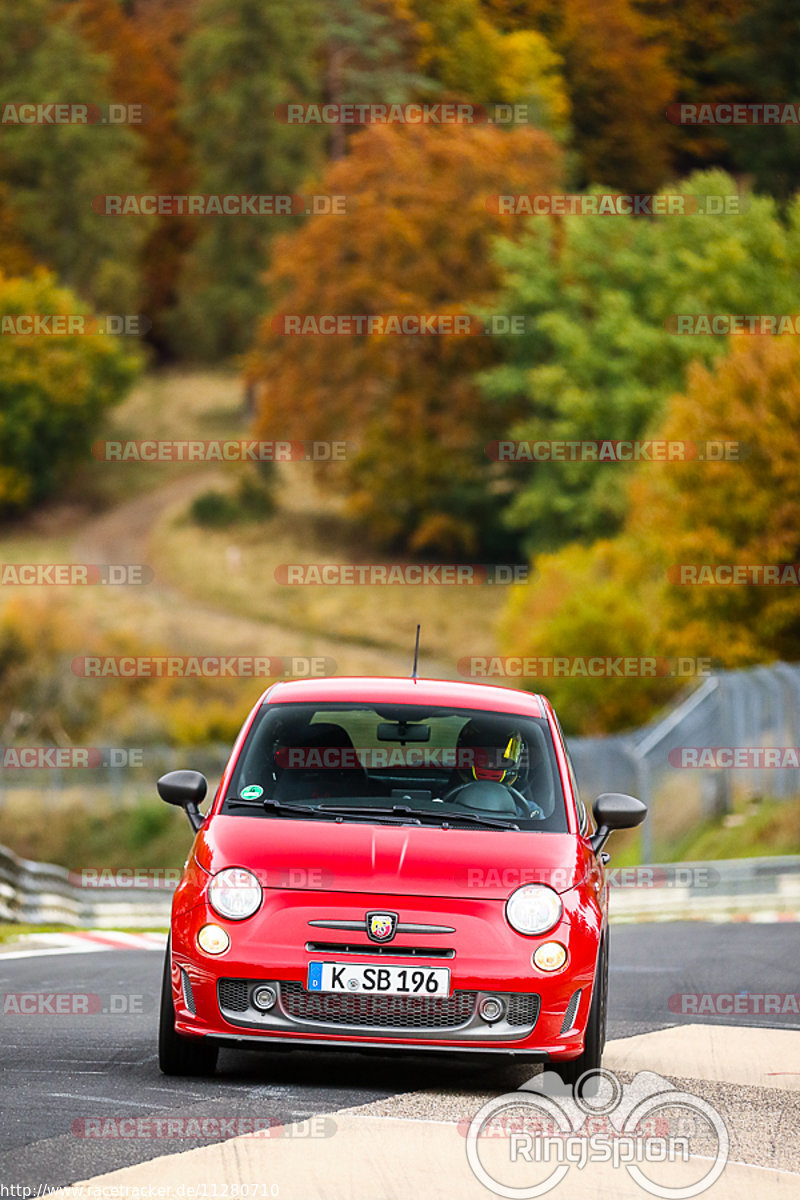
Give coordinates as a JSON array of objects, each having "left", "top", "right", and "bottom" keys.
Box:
[{"left": 72, "top": 471, "right": 454, "bottom": 678}]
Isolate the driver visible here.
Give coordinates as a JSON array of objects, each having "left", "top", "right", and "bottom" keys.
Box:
[{"left": 455, "top": 720, "right": 525, "bottom": 785}]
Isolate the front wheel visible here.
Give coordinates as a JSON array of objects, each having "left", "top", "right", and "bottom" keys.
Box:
[
  {"left": 158, "top": 940, "right": 218, "bottom": 1076},
  {"left": 553, "top": 931, "right": 607, "bottom": 1093}
]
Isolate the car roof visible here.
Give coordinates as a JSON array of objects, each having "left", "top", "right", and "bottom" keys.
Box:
[{"left": 262, "top": 676, "right": 545, "bottom": 718}]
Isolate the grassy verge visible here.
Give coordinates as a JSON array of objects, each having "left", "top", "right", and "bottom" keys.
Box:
[
  {"left": 0, "top": 923, "right": 75, "bottom": 945},
  {"left": 150, "top": 486, "right": 507, "bottom": 668},
  {"left": 608, "top": 794, "right": 800, "bottom": 867},
  {"left": 0, "top": 797, "right": 195, "bottom": 873}
]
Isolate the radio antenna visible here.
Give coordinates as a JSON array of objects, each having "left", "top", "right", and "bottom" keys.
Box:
[{"left": 411, "top": 623, "right": 421, "bottom": 681}]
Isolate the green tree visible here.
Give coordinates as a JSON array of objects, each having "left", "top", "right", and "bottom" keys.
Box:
[
  {"left": 0, "top": 0, "right": 148, "bottom": 312},
  {"left": 712, "top": 0, "right": 800, "bottom": 201},
  {"left": 481, "top": 172, "right": 800, "bottom": 556},
  {"left": 170, "top": 0, "right": 325, "bottom": 359},
  {"left": 321, "top": 1, "right": 432, "bottom": 159},
  {"left": 0, "top": 270, "right": 140, "bottom": 514}
]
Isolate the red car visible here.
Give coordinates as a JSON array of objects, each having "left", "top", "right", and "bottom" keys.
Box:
[{"left": 157, "top": 676, "right": 645, "bottom": 1083}]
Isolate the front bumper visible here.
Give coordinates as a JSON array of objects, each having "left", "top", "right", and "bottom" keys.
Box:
[{"left": 170, "top": 886, "right": 602, "bottom": 1059}]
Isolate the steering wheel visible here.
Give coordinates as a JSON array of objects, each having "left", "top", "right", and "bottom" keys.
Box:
[{"left": 439, "top": 782, "right": 543, "bottom": 820}]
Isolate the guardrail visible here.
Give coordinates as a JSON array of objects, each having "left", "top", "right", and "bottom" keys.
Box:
[
  {"left": 0, "top": 843, "right": 172, "bottom": 928},
  {"left": 1, "top": 842, "right": 798, "bottom": 929},
  {"left": 607, "top": 854, "right": 800, "bottom": 923}
]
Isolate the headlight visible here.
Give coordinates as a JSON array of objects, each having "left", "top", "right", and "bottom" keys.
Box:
[
  {"left": 208, "top": 867, "right": 262, "bottom": 920},
  {"left": 506, "top": 884, "right": 562, "bottom": 935}
]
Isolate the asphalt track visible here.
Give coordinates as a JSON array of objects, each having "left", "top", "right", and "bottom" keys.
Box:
[{"left": 0, "top": 922, "right": 798, "bottom": 1192}]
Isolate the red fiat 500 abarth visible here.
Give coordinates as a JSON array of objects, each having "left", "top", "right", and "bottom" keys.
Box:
[{"left": 157, "top": 676, "right": 645, "bottom": 1078}]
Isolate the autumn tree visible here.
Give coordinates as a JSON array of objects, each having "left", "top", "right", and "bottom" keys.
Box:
[
  {"left": 635, "top": 0, "right": 753, "bottom": 173},
  {"left": 499, "top": 538, "right": 669, "bottom": 733},
  {"left": 498, "top": 334, "right": 800, "bottom": 732},
  {"left": 398, "top": 0, "right": 569, "bottom": 137},
  {"left": 0, "top": 271, "right": 140, "bottom": 514},
  {"left": 627, "top": 334, "right": 800, "bottom": 664},
  {"left": 71, "top": 0, "right": 196, "bottom": 357},
  {"left": 248, "top": 121, "right": 562, "bottom": 557}
]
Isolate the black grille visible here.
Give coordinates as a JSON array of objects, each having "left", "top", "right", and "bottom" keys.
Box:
[
  {"left": 180, "top": 968, "right": 196, "bottom": 1015},
  {"left": 219, "top": 978, "right": 541, "bottom": 1032},
  {"left": 219, "top": 978, "right": 249, "bottom": 1012},
  {"left": 507, "top": 993, "right": 541, "bottom": 1027},
  {"left": 305, "top": 941, "right": 454, "bottom": 959},
  {"left": 560, "top": 988, "right": 581, "bottom": 1033},
  {"left": 280, "top": 982, "right": 476, "bottom": 1028}
]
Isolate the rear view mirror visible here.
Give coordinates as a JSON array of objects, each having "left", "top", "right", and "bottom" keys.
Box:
[
  {"left": 377, "top": 722, "right": 431, "bottom": 743},
  {"left": 158, "top": 769, "right": 208, "bottom": 832},
  {"left": 589, "top": 792, "right": 647, "bottom": 854}
]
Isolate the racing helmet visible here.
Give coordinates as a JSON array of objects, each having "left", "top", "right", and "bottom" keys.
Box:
[{"left": 455, "top": 721, "right": 525, "bottom": 785}]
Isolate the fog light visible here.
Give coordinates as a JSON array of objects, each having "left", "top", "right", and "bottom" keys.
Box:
[
  {"left": 533, "top": 941, "right": 567, "bottom": 972},
  {"left": 252, "top": 985, "right": 277, "bottom": 1012},
  {"left": 197, "top": 923, "right": 230, "bottom": 955},
  {"left": 477, "top": 996, "right": 506, "bottom": 1023}
]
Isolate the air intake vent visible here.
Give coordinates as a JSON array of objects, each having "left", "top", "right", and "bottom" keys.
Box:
[
  {"left": 560, "top": 988, "right": 582, "bottom": 1033},
  {"left": 305, "top": 941, "right": 454, "bottom": 959},
  {"left": 218, "top": 978, "right": 249, "bottom": 1012},
  {"left": 180, "top": 968, "right": 196, "bottom": 1015}
]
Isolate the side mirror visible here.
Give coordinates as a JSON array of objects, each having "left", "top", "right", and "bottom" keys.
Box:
[
  {"left": 157, "top": 770, "right": 208, "bottom": 832},
  {"left": 589, "top": 792, "right": 647, "bottom": 855}
]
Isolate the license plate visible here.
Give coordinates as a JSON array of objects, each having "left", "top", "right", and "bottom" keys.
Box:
[{"left": 307, "top": 961, "right": 450, "bottom": 996}]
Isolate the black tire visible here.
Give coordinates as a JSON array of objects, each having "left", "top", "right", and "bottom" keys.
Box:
[
  {"left": 553, "top": 930, "right": 608, "bottom": 1094},
  {"left": 158, "top": 940, "right": 218, "bottom": 1076}
]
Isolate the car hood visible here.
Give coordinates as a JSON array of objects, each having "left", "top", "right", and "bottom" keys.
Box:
[{"left": 193, "top": 815, "right": 589, "bottom": 899}]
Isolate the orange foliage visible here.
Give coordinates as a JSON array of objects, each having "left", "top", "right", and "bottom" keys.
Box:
[{"left": 247, "top": 121, "right": 562, "bottom": 555}]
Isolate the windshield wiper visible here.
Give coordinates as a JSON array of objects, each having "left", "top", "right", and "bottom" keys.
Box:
[
  {"left": 226, "top": 797, "right": 419, "bottom": 824},
  {"left": 436, "top": 811, "right": 519, "bottom": 831},
  {"left": 225, "top": 796, "right": 319, "bottom": 817},
  {"left": 312, "top": 803, "right": 424, "bottom": 825},
  {"left": 320, "top": 803, "right": 518, "bottom": 831}
]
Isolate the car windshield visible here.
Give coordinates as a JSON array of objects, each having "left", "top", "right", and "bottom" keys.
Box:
[{"left": 224, "top": 702, "right": 568, "bottom": 832}]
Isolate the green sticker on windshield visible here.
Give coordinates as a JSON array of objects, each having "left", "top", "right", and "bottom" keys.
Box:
[{"left": 240, "top": 784, "right": 264, "bottom": 799}]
